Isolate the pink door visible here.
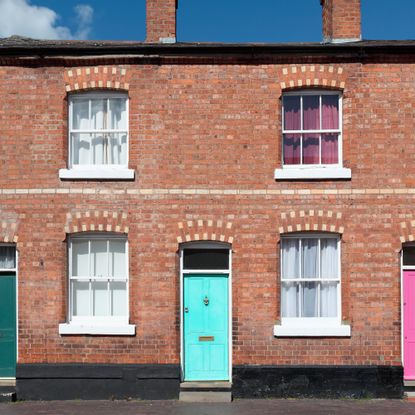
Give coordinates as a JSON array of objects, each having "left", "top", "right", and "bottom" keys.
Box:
[{"left": 404, "top": 271, "right": 415, "bottom": 380}]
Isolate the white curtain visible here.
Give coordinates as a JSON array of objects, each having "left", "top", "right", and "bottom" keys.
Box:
[
  {"left": 321, "top": 283, "right": 337, "bottom": 317},
  {"left": 111, "top": 281, "right": 127, "bottom": 316},
  {"left": 321, "top": 238, "right": 338, "bottom": 278},
  {"left": 92, "top": 281, "right": 108, "bottom": 316},
  {"left": 302, "top": 282, "right": 318, "bottom": 317},
  {"left": 109, "top": 240, "right": 126, "bottom": 278},
  {"left": 72, "top": 281, "right": 89, "bottom": 316},
  {"left": 281, "top": 239, "right": 299, "bottom": 278},
  {"left": 320, "top": 238, "right": 338, "bottom": 317},
  {"left": 302, "top": 239, "right": 318, "bottom": 278},
  {"left": 282, "top": 282, "right": 298, "bottom": 317},
  {"left": 72, "top": 240, "right": 89, "bottom": 277},
  {"left": 0, "top": 246, "right": 15, "bottom": 269},
  {"left": 91, "top": 240, "right": 108, "bottom": 277}
]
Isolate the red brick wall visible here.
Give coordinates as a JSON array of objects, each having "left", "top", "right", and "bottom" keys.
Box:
[
  {"left": 0, "top": 56, "right": 413, "bottom": 367},
  {"left": 321, "top": 0, "right": 361, "bottom": 42}
]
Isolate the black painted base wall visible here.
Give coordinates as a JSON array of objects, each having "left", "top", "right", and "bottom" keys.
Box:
[
  {"left": 16, "top": 364, "right": 180, "bottom": 401},
  {"left": 233, "top": 365, "right": 404, "bottom": 399}
]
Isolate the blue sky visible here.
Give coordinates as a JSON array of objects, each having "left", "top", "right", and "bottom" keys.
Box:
[{"left": 0, "top": 0, "right": 414, "bottom": 42}]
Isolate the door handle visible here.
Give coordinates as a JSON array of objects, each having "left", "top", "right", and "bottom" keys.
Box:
[{"left": 184, "top": 307, "right": 189, "bottom": 313}]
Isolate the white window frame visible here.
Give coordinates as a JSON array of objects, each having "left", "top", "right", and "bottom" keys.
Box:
[
  {"left": 274, "top": 233, "right": 350, "bottom": 337},
  {"left": 59, "top": 91, "right": 134, "bottom": 180},
  {"left": 275, "top": 90, "right": 351, "bottom": 180},
  {"left": 59, "top": 233, "right": 135, "bottom": 335}
]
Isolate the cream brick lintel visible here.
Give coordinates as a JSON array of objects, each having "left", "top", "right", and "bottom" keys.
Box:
[
  {"left": 65, "top": 210, "right": 129, "bottom": 235},
  {"left": 280, "top": 65, "right": 346, "bottom": 91},
  {"left": 64, "top": 66, "right": 129, "bottom": 92},
  {"left": 176, "top": 218, "right": 234, "bottom": 245},
  {"left": 278, "top": 209, "right": 344, "bottom": 235}
]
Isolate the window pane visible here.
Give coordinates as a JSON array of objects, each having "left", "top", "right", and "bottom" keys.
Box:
[
  {"left": 72, "top": 99, "right": 90, "bottom": 130},
  {"left": 320, "top": 282, "right": 338, "bottom": 317},
  {"left": 91, "top": 133, "right": 105, "bottom": 165},
  {"left": 109, "top": 240, "right": 126, "bottom": 278},
  {"left": 91, "top": 240, "right": 108, "bottom": 277},
  {"left": 109, "top": 98, "right": 127, "bottom": 130},
  {"left": 303, "top": 134, "right": 320, "bottom": 164},
  {"left": 283, "top": 134, "right": 301, "bottom": 165},
  {"left": 283, "top": 96, "right": 301, "bottom": 131},
  {"left": 72, "top": 133, "right": 91, "bottom": 165},
  {"left": 0, "top": 246, "right": 15, "bottom": 269},
  {"left": 72, "top": 240, "right": 89, "bottom": 277},
  {"left": 321, "top": 134, "right": 338, "bottom": 164},
  {"left": 92, "top": 281, "right": 108, "bottom": 316},
  {"left": 281, "top": 239, "right": 299, "bottom": 279},
  {"left": 303, "top": 96, "right": 320, "bottom": 130},
  {"left": 72, "top": 281, "right": 89, "bottom": 316},
  {"left": 302, "top": 239, "right": 318, "bottom": 278},
  {"left": 109, "top": 133, "right": 127, "bottom": 165},
  {"left": 321, "top": 238, "right": 338, "bottom": 279},
  {"left": 183, "top": 249, "right": 229, "bottom": 270},
  {"left": 302, "top": 282, "right": 318, "bottom": 317},
  {"left": 91, "top": 99, "right": 107, "bottom": 130},
  {"left": 281, "top": 282, "right": 299, "bottom": 317},
  {"left": 403, "top": 247, "right": 415, "bottom": 266},
  {"left": 111, "top": 281, "right": 127, "bottom": 316},
  {"left": 322, "top": 95, "right": 339, "bottom": 130}
]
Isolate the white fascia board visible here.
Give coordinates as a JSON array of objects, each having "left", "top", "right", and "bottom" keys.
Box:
[
  {"left": 274, "top": 167, "right": 351, "bottom": 180},
  {"left": 59, "top": 168, "right": 135, "bottom": 180},
  {"left": 59, "top": 323, "right": 136, "bottom": 335}
]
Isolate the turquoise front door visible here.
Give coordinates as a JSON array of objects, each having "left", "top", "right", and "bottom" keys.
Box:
[
  {"left": 184, "top": 274, "right": 229, "bottom": 381},
  {"left": 0, "top": 274, "right": 17, "bottom": 377}
]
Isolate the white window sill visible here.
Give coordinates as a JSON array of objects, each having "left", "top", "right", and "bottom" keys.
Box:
[
  {"left": 274, "top": 167, "right": 351, "bottom": 180},
  {"left": 59, "top": 323, "right": 136, "bottom": 335},
  {"left": 59, "top": 168, "right": 135, "bottom": 180},
  {"left": 273, "top": 323, "right": 351, "bottom": 337}
]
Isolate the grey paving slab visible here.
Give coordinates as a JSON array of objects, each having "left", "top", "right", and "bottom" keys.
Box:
[{"left": 0, "top": 399, "right": 415, "bottom": 415}]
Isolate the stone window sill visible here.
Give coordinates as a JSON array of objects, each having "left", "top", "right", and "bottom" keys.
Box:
[
  {"left": 274, "top": 167, "right": 351, "bottom": 180},
  {"left": 59, "top": 168, "right": 135, "bottom": 180},
  {"left": 59, "top": 323, "right": 136, "bottom": 336},
  {"left": 274, "top": 323, "right": 351, "bottom": 337}
]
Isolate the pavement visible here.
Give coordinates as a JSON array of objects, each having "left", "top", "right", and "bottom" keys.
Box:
[{"left": 0, "top": 399, "right": 415, "bottom": 415}]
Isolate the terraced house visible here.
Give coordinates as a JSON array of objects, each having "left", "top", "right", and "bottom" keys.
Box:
[{"left": 0, "top": 0, "right": 414, "bottom": 401}]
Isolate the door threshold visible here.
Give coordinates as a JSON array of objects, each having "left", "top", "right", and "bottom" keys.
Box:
[
  {"left": 0, "top": 379, "right": 16, "bottom": 387},
  {"left": 181, "top": 381, "right": 231, "bottom": 390}
]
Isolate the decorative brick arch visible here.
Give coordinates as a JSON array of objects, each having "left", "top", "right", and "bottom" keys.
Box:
[
  {"left": 176, "top": 219, "right": 234, "bottom": 245},
  {"left": 278, "top": 209, "right": 344, "bottom": 236},
  {"left": 64, "top": 210, "right": 129, "bottom": 235},
  {"left": 398, "top": 220, "right": 415, "bottom": 244},
  {"left": 279, "top": 64, "right": 346, "bottom": 91},
  {"left": 64, "top": 66, "right": 130, "bottom": 93}
]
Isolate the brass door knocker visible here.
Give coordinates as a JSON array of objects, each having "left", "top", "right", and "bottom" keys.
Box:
[{"left": 203, "top": 296, "right": 209, "bottom": 306}]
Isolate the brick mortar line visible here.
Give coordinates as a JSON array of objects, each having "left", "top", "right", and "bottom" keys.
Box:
[{"left": 0, "top": 188, "right": 412, "bottom": 196}]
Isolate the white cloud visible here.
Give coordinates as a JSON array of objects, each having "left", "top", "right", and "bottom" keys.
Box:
[
  {"left": 74, "top": 4, "right": 93, "bottom": 39},
  {"left": 0, "top": 0, "right": 94, "bottom": 40}
]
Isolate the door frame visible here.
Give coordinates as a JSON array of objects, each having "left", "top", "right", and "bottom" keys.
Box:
[
  {"left": 179, "top": 241, "right": 232, "bottom": 382},
  {"left": 0, "top": 244, "right": 18, "bottom": 380}
]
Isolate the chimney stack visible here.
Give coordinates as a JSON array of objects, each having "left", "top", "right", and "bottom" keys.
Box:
[
  {"left": 146, "top": 0, "right": 177, "bottom": 43},
  {"left": 321, "top": 0, "right": 361, "bottom": 43}
]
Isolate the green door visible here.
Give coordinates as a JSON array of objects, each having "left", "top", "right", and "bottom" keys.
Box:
[
  {"left": 0, "top": 274, "right": 17, "bottom": 377},
  {"left": 184, "top": 274, "right": 229, "bottom": 381}
]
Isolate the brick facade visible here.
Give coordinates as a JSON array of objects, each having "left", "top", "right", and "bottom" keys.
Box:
[{"left": 0, "top": 57, "right": 411, "bottom": 367}]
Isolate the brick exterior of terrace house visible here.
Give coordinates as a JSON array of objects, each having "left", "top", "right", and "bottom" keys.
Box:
[{"left": 0, "top": 0, "right": 413, "bottom": 400}]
